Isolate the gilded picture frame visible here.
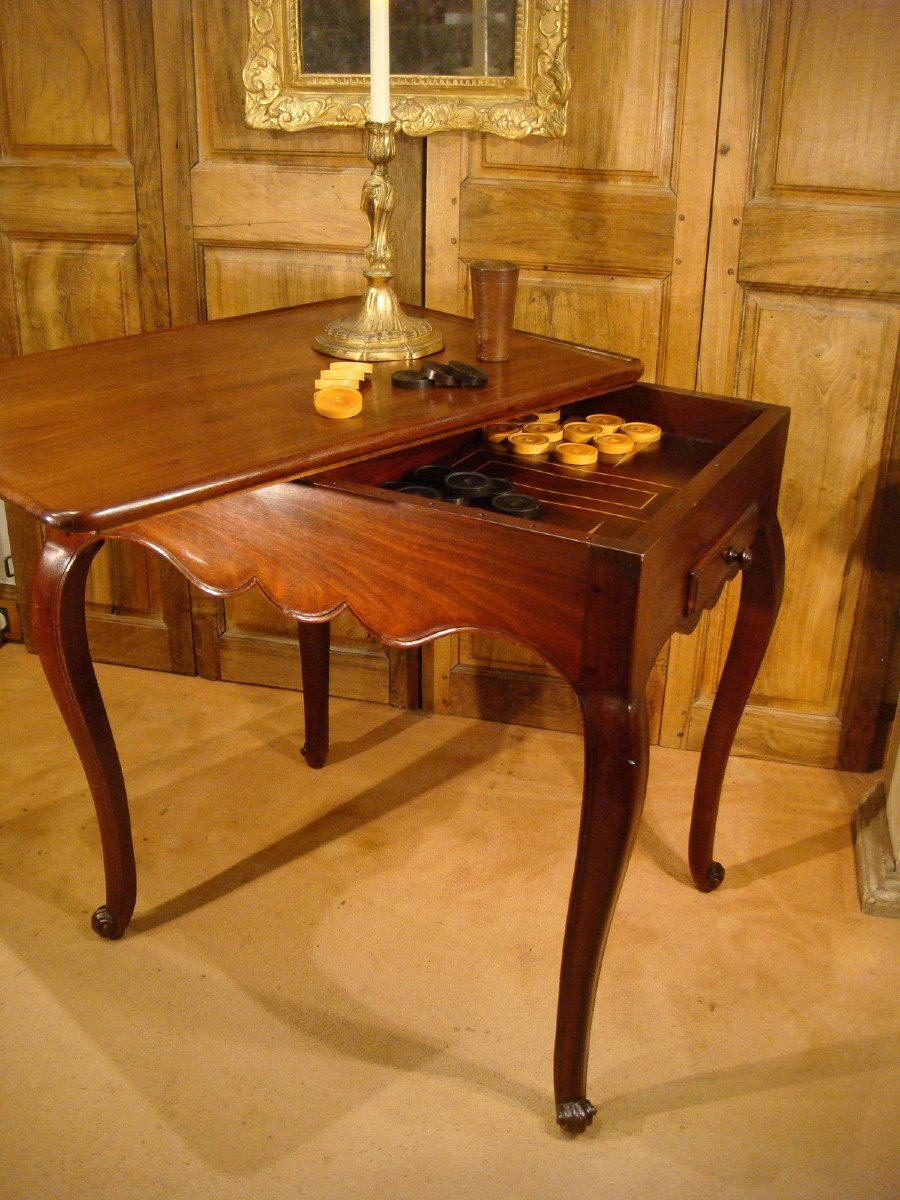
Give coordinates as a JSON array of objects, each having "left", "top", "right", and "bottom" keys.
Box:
[{"left": 243, "top": 0, "right": 569, "bottom": 139}]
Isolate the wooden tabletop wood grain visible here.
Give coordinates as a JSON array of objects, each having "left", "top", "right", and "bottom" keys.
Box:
[{"left": 0, "top": 299, "right": 641, "bottom": 533}]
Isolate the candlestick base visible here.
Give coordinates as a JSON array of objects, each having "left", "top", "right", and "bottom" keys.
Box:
[
  {"left": 313, "top": 278, "right": 443, "bottom": 362},
  {"left": 314, "top": 120, "right": 442, "bottom": 363}
]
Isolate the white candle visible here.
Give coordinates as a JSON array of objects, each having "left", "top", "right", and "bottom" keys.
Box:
[{"left": 369, "top": 0, "right": 391, "bottom": 123}]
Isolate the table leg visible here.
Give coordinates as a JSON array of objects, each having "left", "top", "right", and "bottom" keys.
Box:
[
  {"left": 554, "top": 689, "right": 650, "bottom": 1134},
  {"left": 31, "top": 532, "right": 136, "bottom": 939},
  {"left": 689, "top": 517, "right": 786, "bottom": 892},
  {"left": 299, "top": 620, "right": 330, "bottom": 769}
]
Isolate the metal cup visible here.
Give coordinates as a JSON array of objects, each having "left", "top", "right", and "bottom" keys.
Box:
[{"left": 469, "top": 259, "right": 519, "bottom": 362}]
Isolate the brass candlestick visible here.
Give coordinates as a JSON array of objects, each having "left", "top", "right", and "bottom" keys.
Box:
[{"left": 313, "top": 121, "right": 443, "bottom": 362}]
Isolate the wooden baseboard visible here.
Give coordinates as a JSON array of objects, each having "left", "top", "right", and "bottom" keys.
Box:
[
  {"left": 852, "top": 781, "right": 900, "bottom": 918},
  {"left": 86, "top": 612, "right": 180, "bottom": 672},
  {"left": 682, "top": 699, "right": 842, "bottom": 768},
  {"left": 449, "top": 662, "right": 582, "bottom": 733},
  {"left": 445, "top": 649, "right": 680, "bottom": 745},
  {"left": 218, "top": 631, "right": 391, "bottom": 705},
  {"left": 11, "top": 610, "right": 196, "bottom": 674},
  {"left": 0, "top": 581, "right": 22, "bottom": 641}
]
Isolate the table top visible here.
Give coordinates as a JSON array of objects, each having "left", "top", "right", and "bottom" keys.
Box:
[{"left": 0, "top": 298, "right": 641, "bottom": 533}]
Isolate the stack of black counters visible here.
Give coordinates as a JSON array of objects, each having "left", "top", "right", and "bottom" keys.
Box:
[
  {"left": 398, "top": 484, "right": 442, "bottom": 499},
  {"left": 378, "top": 464, "right": 542, "bottom": 517},
  {"left": 491, "top": 492, "right": 541, "bottom": 519},
  {"left": 391, "top": 360, "right": 489, "bottom": 390},
  {"left": 391, "top": 369, "right": 432, "bottom": 391},
  {"left": 467, "top": 476, "right": 514, "bottom": 510},
  {"left": 410, "top": 464, "right": 453, "bottom": 487},
  {"left": 443, "top": 471, "right": 492, "bottom": 502},
  {"left": 419, "top": 362, "right": 461, "bottom": 387},
  {"left": 448, "top": 361, "right": 489, "bottom": 387}
]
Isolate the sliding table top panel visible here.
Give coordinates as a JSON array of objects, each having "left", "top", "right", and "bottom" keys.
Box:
[{"left": 0, "top": 299, "right": 641, "bottom": 532}]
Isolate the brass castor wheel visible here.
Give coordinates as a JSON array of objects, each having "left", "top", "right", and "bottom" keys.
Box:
[
  {"left": 556, "top": 1098, "right": 597, "bottom": 1134},
  {"left": 300, "top": 743, "right": 327, "bottom": 770},
  {"left": 91, "top": 906, "right": 124, "bottom": 940},
  {"left": 706, "top": 860, "right": 725, "bottom": 891}
]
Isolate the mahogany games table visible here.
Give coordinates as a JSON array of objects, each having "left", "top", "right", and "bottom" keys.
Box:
[{"left": 0, "top": 298, "right": 787, "bottom": 1133}]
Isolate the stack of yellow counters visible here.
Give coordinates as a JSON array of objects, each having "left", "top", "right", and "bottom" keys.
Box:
[
  {"left": 481, "top": 410, "right": 663, "bottom": 462},
  {"left": 583, "top": 413, "right": 662, "bottom": 456},
  {"left": 522, "top": 420, "right": 564, "bottom": 444},
  {"left": 313, "top": 361, "right": 372, "bottom": 419},
  {"left": 553, "top": 419, "right": 600, "bottom": 465},
  {"left": 482, "top": 421, "right": 521, "bottom": 443},
  {"left": 620, "top": 421, "right": 662, "bottom": 445},
  {"left": 508, "top": 432, "right": 550, "bottom": 456},
  {"left": 580, "top": 413, "right": 629, "bottom": 456},
  {"left": 562, "top": 421, "right": 598, "bottom": 443},
  {"left": 554, "top": 440, "right": 598, "bottom": 465},
  {"left": 586, "top": 413, "right": 625, "bottom": 435}
]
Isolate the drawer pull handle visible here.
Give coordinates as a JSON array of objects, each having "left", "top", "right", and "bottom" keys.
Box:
[{"left": 724, "top": 547, "right": 753, "bottom": 569}]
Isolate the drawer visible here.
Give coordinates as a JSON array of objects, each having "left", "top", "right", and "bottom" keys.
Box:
[
  {"left": 307, "top": 385, "right": 750, "bottom": 545},
  {"left": 684, "top": 504, "right": 760, "bottom": 617}
]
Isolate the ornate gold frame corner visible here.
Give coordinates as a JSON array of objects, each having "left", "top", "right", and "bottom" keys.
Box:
[{"left": 244, "top": 0, "right": 569, "bottom": 139}]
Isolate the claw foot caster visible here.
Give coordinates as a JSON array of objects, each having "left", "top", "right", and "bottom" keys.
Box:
[
  {"left": 556, "top": 1098, "right": 597, "bottom": 1134},
  {"left": 91, "top": 906, "right": 124, "bottom": 940},
  {"left": 703, "top": 860, "right": 725, "bottom": 892},
  {"left": 300, "top": 744, "right": 326, "bottom": 770}
]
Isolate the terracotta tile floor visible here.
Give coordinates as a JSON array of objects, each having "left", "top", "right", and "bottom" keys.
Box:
[{"left": 1, "top": 644, "right": 897, "bottom": 1199}]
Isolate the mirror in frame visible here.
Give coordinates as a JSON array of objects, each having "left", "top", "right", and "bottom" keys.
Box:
[{"left": 244, "top": 0, "right": 570, "bottom": 139}]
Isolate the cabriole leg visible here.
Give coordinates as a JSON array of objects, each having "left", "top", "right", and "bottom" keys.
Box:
[
  {"left": 689, "top": 518, "right": 786, "bottom": 891},
  {"left": 554, "top": 690, "right": 650, "bottom": 1134},
  {"left": 299, "top": 619, "right": 330, "bottom": 769},
  {"left": 31, "top": 532, "right": 135, "bottom": 939}
]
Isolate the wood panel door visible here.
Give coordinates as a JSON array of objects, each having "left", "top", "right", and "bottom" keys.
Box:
[
  {"left": 178, "top": 0, "right": 423, "bottom": 706},
  {"left": 3, "top": 1, "right": 893, "bottom": 765},
  {"left": 423, "top": 0, "right": 730, "bottom": 742},
  {"left": 659, "top": 0, "right": 900, "bottom": 768},
  {"left": 0, "top": 0, "right": 193, "bottom": 673},
  {"left": 423, "top": 0, "right": 898, "bottom": 769}
]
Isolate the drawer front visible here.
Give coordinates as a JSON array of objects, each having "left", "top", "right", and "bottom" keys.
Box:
[{"left": 684, "top": 504, "right": 759, "bottom": 618}]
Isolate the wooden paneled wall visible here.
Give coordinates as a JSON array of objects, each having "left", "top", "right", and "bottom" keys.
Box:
[
  {"left": 425, "top": 0, "right": 724, "bottom": 743},
  {"left": 663, "top": 0, "right": 900, "bottom": 768},
  {"left": 0, "top": 0, "right": 896, "bottom": 768},
  {"left": 424, "top": 0, "right": 898, "bottom": 767},
  {"left": 0, "top": 0, "right": 194, "bottom": 673},
  {"left": 181, "top": 0, "right": 423, "bottom": 704}
]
